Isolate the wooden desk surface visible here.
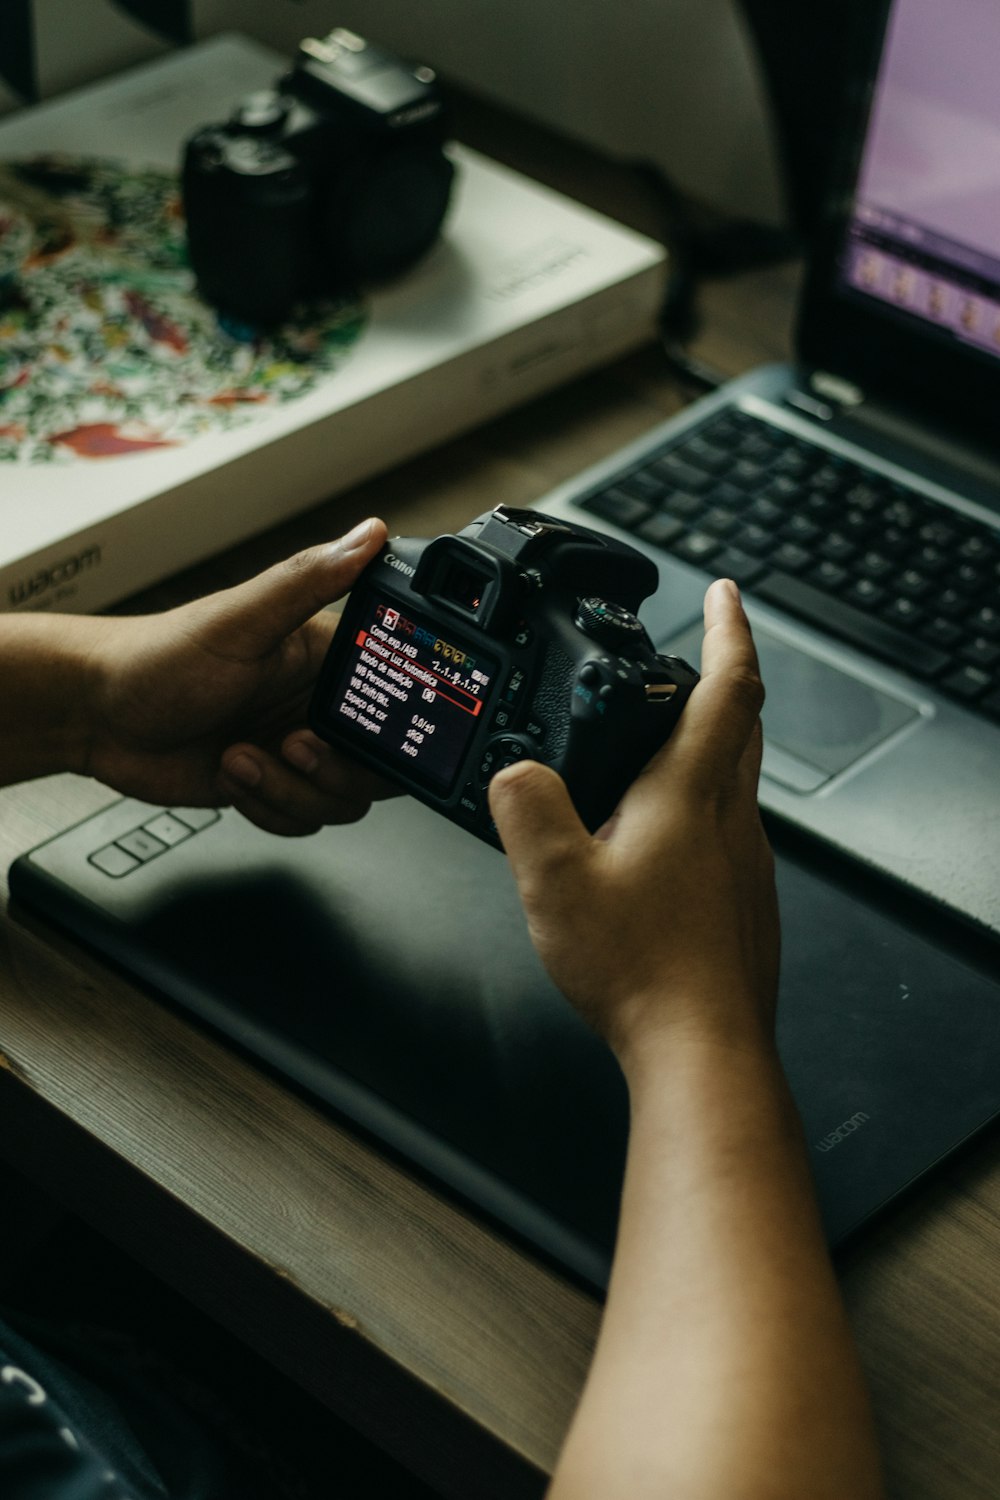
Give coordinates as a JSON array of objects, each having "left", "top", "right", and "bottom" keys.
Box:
[{"left": 2, "top": 119, "right": 1000, "bottom": 1500}]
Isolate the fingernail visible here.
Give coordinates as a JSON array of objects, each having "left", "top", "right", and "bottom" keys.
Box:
[
  {"left": 339, "top": 517, "right": 377, "bottom": 554},
  {"left": 283, "top": 739, "right": 319, "bottom": 774},
  {"left": 225, "top": 751, "right": 261, "bottom": 788},
  {"left": 715, "top": 577, "right": 742, "bottom": 605}
]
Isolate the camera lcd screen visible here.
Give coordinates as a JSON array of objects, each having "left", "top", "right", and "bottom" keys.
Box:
[{"left": 326, "top": 590, "right": 500, "bottom": 793}]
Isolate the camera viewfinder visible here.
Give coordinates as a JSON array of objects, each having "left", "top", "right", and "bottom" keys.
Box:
[{"left": 443, "top": 559, "right": 491, "bottom": 614}]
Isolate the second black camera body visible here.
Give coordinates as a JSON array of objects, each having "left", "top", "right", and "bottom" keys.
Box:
[
  {"left": 310, "top": 506, "right": 699, "bottom": 848},
  {"left": 182, "top": 29, "right": 455, "bottom": 326}
]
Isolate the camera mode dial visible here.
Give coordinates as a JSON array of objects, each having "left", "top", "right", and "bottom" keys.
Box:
[{"left": 575, "top": 596, "right": 648, "bottom": 648}]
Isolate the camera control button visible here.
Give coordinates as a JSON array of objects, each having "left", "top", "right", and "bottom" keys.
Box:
[
  {"left": 491, "top": 703, "right": 515, "bottom": 732},
  {"left": 576, "top": 597, "right": 649, "bottom": 648},
  {"left": 458, "top": 783, "right": 481, "bottom": 818},
  {"left": 502, "top": 667, "right": 528, "bottom": 703},
  {"left": 478, "top": 735, "right": 532, "bottom": 787},
  {"left": 572, "top": 671, "right": 615, "bottom": 719},
  {"left": 578, "top": 661, "right": 603, "bottom": 687},
  {"left": 524, "top": 717, "right": 546, "bottom": 745},
  {"left": 513, "top": 622, "right": 534, "bottom": 649}
]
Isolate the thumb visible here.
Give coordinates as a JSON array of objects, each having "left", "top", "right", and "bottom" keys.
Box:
[
  {"left": 489, "top": 759, "right": 589, "bottom": 893},
  {"left": 209, "top": 518, "right": 388, "bottom": 656}
]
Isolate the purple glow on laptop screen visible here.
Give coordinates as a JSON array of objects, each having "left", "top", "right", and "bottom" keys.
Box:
[{"left": 843, "top": 0, "right": 1000, "bottom": 362}]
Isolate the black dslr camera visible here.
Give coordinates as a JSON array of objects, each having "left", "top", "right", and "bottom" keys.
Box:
[
  {"left": 182, "top": 28, "right": 455, "bottom": 326},
  {"left": 309, "top": 507, "right": 699, "bottom": 848}
]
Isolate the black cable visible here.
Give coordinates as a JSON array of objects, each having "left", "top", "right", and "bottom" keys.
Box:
[{"left": 629, "top": 158, "right": 800, "bottom": 396}]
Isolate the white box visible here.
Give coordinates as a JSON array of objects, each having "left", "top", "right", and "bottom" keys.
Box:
[{"left": 0, "top": 35, "right": 666, "bottom": 613}]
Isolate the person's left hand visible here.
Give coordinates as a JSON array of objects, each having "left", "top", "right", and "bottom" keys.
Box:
[{"left": 81, "top": 518, "right": 392, "bottom": 835}]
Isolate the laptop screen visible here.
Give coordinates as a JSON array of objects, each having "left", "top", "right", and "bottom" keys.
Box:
[{"left": 837, "top": 0, "right": 1000, "bottom": 368}]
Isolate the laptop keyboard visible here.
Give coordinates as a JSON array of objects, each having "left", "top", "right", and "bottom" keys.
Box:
[{"left": 581, "top": 408, "right": 1000, "bottom": 723}]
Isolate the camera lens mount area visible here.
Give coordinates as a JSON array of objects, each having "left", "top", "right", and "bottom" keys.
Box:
[{"left": 575, "top": 597, "right": 648, "bottom": 648}]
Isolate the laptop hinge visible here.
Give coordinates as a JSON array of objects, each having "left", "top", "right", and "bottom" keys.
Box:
[
  {"left": 780, "top": 367, "right": 1000, "bottom": 503},
  {"left": 785, "top": 371, "right": 865, "bottom": 422},
  {"left": 809, "top": 371, "right": 866, "bottom": 408}
]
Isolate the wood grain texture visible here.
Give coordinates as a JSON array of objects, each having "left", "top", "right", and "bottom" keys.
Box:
[{"left": 0, "top": 905, "right": 599, "bottom": 1496}]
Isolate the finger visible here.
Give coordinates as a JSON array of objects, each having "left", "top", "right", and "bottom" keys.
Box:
[
  {"left": 488, "top": 759, "right": 589, "bottom": 895},
  {"left": 207, "top": 518, "right": 388, "bottom": 658},
  {"left": 665, "top": 579, "right": 765, "bottom": 788},
  {"left": 280, "top": 730, "right": 399, "bottom": 802},
  {"left": 228, "top": 794, "right": 324, "bottom": 839},
  {"left": 701, "top": 577, "right": 762, "bottom": 684},
  {"left": 734, "top": 715, "right": 765, "bottom": 800},
  {"left": 219, "top": 744, "right": 375, "bottom": 830},
  {"left": 600, "top": 582, "right": 763, "bottom": 839}
]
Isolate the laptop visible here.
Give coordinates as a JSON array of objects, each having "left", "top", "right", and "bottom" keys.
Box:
[{"left": 537, "top": 0, "right": 1000, "bottom": 938}]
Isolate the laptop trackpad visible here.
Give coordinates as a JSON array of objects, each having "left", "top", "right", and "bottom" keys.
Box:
[{"left": 670, "top": 621, "right": 919, "bottom": 793}]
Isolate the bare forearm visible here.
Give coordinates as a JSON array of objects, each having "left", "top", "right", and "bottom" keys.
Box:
[
  {"left": 548, "top": 1031, "right": 883, "bottom": 1500},
  {"left": 0, "top": 614, "right": 107, "bottom": 787}
]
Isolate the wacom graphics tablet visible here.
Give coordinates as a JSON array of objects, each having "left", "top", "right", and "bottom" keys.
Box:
[{"left": 10, "top": 796, "right": 1000, "bottom": 1289}]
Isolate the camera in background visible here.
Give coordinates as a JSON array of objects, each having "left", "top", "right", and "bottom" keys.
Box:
[{"left": 181, "top": 28, "right": 455, "bottom": 327}]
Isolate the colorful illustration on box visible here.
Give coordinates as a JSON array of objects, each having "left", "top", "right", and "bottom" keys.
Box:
[{"left": 0, "top": 155, "right": 365, "bottom": 462}]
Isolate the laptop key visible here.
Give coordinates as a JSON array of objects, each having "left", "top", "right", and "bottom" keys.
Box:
[
  {"left": 770, "top": 542, "right": 812, "bottom": 574},
  {"left": 969, "top": 605, "right": 1000, "bottom": 638},
  {"left": 584, "top": 488, "right": 651, "bottom": 531},
  {"left": 753, "top": 571, "right": 951, "bottom": 676},
  {"left": 809, "top": 560, "right": 849, "bottom": 591},
  {"left": 881, "top": 597, "right": 926, "bottom": 629},
  {"left": 819, "top": 533, "right": 858, "bottom": 564},
  {"left": 620, "top": 470, "right": 667, "bottom": 503},
  {"left": 651, "top": 454, "right": 713, "bottom": 491},
  {"left": 896, "top": 569, "right": 932, "bottom": 599},
  {"left": 958, "top": 534, "right": 1000, "bottom": 564},
  {"left": 771, "top": 447, "right": 814, "bottom": 476},
  {"left": 635, "top": 513, "right": 685, "bottom": 549},
  {"left": 734, "top": 523, "right": 777, "bottom": 557},
  {"left": 701, "top": 507, "right": 741, "bottom": 537},
  {"left": 856, "top": 550, "right": 894, "bottom": 581},
  {"left": 705, "top": 481, "right": 750, "bottom": 509},
  {"left": 673, "top": 531, "right": 721, "bottom": 565},
  {"left": 708, "top": 548, "right": 767, "bottom": 587},
  {"left": 941, "top": 665, "right": 993, "bottom": 700},
  {"left": 961, "top": 638, "right": 1000, "bottom": 670},
  {"left": 844, "top": 579, "right": 887, "bottom": 610},
  {"left": 681, "top": 436, "right": 730, "bottom": 471},
  {"left": 662, "top": 490, "right": 705, "bottom": 520},
  {"left": 936, "top": 587, "right": 971, "bottom": 617},
  {"left": 920, "top": 616, "right": 964, "bottom": 649}
]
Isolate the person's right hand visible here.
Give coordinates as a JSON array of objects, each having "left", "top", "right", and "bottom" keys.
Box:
[{"left": 488, "top": 578, "right": 778, "bottom": 1069}]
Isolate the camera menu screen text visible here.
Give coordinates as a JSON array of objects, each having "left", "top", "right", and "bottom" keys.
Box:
[{"left": 329, "top": 592, "right": 498, "bottom": 792}]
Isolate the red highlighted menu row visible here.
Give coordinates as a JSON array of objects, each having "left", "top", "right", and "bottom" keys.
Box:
[{"left": 355, "top": 631, "right": 485, "bottom": 716}]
